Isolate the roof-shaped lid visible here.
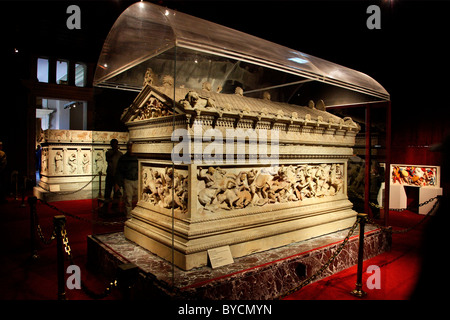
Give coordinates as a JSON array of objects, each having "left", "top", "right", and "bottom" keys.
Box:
[{"left": 94, "top": 1, "right": 389, "bottom": 106}]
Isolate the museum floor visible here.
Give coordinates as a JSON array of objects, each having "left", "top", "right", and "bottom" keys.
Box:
[{"left": 0, "top": 193, "right": 431, "bottom": 300}]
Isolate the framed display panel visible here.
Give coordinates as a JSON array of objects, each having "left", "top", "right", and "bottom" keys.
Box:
[
  {"left": 389, "top": 164, "right": 442, "bottom": 215},
  {"left": 93, "top": 2, "right": 390, "bottom": 280},
  {"left": 390, "top": 164, "right": 440, "bottom": 188}
]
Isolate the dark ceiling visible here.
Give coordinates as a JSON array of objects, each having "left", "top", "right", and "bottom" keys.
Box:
[{"left": 3, "top": 0, "right": 450, "bottom": 115}]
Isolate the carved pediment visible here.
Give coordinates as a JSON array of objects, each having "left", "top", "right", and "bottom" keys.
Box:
[
  {"left": 123, "top": 71, "right": 360, "bottom": 135},
  {"left": 121, "top": 84, "right": 179, "bottom": 123}
]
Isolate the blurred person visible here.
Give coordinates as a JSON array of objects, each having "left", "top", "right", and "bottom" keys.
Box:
[
  {"left": 116, "top": 141, "right": 138, "bottom": 217},
  {"left": 105, "top": 139, "right": 122, "bottom": 199}
]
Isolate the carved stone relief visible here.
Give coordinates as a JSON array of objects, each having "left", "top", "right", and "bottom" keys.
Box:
[
  {"left": 45, "top": 129, "right": 128, "bottom": 144},
  {"left": 68, "top": 151, "right": 78, "bottom": 174},
  {"left": 41, "top": 148, "right": 49, "bottom": 174},
  {"left": 94, "top": 150, "right": 105, "bottom": 174},
  {"left": 141, "top": 166, "right": 188, "bottom": 212},
  {"left": 81, "top": 152, "right": 90, "bottom": 174},
  {"left": 132, "top": 96, "right": 174, "bottom": 121},
  {"left": 54, "top": 150, "right": 64, "bottom": 174},
  {"left": 197, "top": 164, "right": 344, "bottom": 212}
]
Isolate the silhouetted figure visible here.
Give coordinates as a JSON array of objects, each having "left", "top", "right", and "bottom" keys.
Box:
[{"left": 105, "top": 139, "right": 123, "bottom": 199}]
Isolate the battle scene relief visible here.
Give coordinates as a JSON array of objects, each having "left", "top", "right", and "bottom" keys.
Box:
[
  {"left": 197, "top": 164, "right": 345, "bottom": 213},
  {"left": 141, "top": 166, "right": 189, "bottom": 212}
]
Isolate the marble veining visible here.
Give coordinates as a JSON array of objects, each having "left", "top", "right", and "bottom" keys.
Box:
[{"left": 89, "top": 224, "right": 390, "bottom": 299}]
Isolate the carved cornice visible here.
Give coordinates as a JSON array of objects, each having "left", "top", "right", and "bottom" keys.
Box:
[{"left": 124, "top": 83, "right": 360, "bottom": 135}]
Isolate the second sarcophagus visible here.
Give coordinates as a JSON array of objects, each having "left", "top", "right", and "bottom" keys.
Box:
[{"left": 122, "top": 78, "right": 360, "bottom": 270}]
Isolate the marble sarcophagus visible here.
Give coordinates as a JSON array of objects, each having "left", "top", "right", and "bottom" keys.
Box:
[
  {"left": 34, "top": 129, "right": 128, "bottom": 201},
  {"left": 122, "top": 75, "right": 360, "bottom": 270},
  {"left": 92, "top": 2, "right": 389, "bottom": 271}
]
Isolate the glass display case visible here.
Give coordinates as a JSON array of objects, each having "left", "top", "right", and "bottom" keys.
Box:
[
  {"left": 94, "top": 1, "right": 389, "bottom": 106},
  {"left": 92, "top": 1, "right": 391, "bottom": 294}
]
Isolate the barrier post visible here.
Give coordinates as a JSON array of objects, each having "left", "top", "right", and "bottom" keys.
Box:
[
  {"left": 98, "top": 172, "right": 103, "bottom": 198},
  {"left": 53, "top": 215, "right": 67, "bottom": 300},
  {"left": 28, "top": 196, "right": 39, "bottom": 259},
  {"left": 350, "top": 213, "right": 367, "bottom": 298},
  {"left": 117, "top": 263, "right": 138, "bottom": 300}
]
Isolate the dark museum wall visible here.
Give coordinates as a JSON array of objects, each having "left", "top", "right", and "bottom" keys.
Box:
[{"left": 2, "top": 0, "right": 450, "bottom": 189}]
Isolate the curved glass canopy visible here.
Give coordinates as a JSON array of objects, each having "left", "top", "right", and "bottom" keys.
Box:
[{"left": 94, "top": 1, "right": 389, "bottom": 107}]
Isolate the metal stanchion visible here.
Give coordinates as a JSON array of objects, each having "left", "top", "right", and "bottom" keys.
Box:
[
  {"left": 350, "top": 213, "right": 367, "bottom": 298},
  {"left": 28, "top": 196, "right": 39, "bottom": 260},
  {"left": 98, "top": 171, "right": 103, "bottom": 198},
  {"left": 53, "top": 215, "right": 67, "bottom": 300}
]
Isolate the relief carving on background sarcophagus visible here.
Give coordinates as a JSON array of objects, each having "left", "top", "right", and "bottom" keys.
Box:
[{"left": 35, "top": 130, "right": 129, "bottom": 200}]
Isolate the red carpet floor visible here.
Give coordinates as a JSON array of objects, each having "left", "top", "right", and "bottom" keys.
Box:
[
  {"left": 0, "top": 195, "right": 124, "bottom": 300},
  {"left": 0, "top": 193, "right": 440, "bottom": 301},
  {"left": 283, "top": 211, "right": 425, "bottom": 300}
]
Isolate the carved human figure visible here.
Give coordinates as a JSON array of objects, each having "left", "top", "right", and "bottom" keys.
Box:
[
  {"left": 68, "top": 153, "right": 77, "bottom": 173},
  {"left": 94, "top": 151, "right": 104, "bottom": 174},
  {"left": 54, "top": 151, "right": 63, "bottom": 174},
  {"left": 82, "top": 153, "right": 90, "bottom": 173},
  {"left": 41, "top": 149, "right": 48, "bottom": 173}
]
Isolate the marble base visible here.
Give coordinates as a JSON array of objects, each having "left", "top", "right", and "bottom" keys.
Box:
[
  {"left": 87, "top": 224, "right": 391, "bottom": 300},
  {"left": 33, "top": 174, "right": 104, "bottom": 201},
  {"left": 33, "top": 185, "right": 99, "bottom": 202}
]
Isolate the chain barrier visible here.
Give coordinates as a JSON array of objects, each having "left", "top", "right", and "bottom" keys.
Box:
[
  {"left": 29, "top": 197, "right": 56, "bottom": 246},
  {"left": 348, "top": 189, "right": 439, "bottom": 212},
  {"left": 36, "top": 224, "right": 56, "bottom": 245},
  {"left": 278, "top": 216, "right": 361, "bottom": 299},
  {"left": 278, "top": 194, "right": 441, "bottom": 299},
  {"left": 367, "top": 195, "right": 441, "bottom": 234},
  {"left": 28, "top": 197, "right": 123, "bottom": 299},
  {"left": 30, "top": 185, "right": 441, "bottom": 299},
  {"left": 59, "top": 222, "right": 120, "bottom": 299},
  {"left": 37, "top": 198, "right": 124, "bottom": 226},
  {"left": 348, "top": 189, "right": 441, "bottom": 233}
]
